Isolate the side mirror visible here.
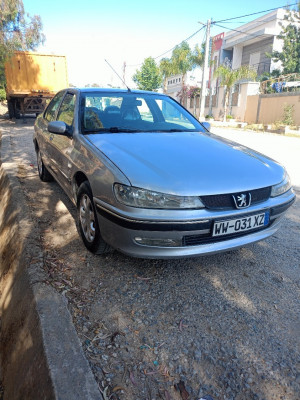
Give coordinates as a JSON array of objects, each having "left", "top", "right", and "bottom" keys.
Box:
[
  {"left": 48, "top": 121, "right": 70, "bottom": 135},
  {"left": 201, "top": 121, "right": 211, "bottom": 132}
]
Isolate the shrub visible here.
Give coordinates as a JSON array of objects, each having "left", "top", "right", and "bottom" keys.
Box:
[
  {"left": 0, "top": 87, "right": 6, "bottom": 102},
  {"left": 282, "top": 104, "right": 294, "bottom": 126}
]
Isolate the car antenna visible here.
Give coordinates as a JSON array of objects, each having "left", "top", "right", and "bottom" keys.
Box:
[{"left": 105, "top": 59, "right": 131, "bottom": 92}]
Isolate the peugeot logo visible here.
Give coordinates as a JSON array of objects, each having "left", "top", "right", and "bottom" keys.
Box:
[{"left": 232, "top": 192, "right": 251, "bottom": 209}]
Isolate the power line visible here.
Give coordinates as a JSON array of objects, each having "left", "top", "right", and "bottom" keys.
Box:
[
  {"left": 154, "top": 25, "right": 205, "bottom": 60},
  {"left": 214, "top": 2, "right": 298, "bottom": 23},
  {"left": 127, "top": 25, "right": 205, "bottom": 68},
  {"left": 214, "top": 22, "right": 280, "bottom": 40},
  {"left": 127, "top": 3, "right": 298, "bottom": 69},
  {"left": 219, "top": 17, "right": 291, "bottom": 24}
]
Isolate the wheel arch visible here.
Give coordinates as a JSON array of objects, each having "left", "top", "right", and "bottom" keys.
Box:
[{"left": 72, "top": 171, "right": 90, "bottom": 204}]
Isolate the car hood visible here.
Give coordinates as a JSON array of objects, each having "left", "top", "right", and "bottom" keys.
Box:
[{"left": 87, "top": 131, "right": 284, "bottom": 196}]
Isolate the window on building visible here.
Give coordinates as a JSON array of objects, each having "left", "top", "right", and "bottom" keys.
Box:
[
  {"left": 249, "top": 52, "right": 260, "bottom": 72},
  {"left": 231, "top": 84, "right": 240, "bottom": 107}
]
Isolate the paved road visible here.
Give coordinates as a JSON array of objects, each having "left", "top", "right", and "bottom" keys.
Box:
[
  {"left": 1, "top": 119, "right": 299, "bottom": 400},
  {"left": 211, "top": 127, "right": 300, "bottom": 188}
]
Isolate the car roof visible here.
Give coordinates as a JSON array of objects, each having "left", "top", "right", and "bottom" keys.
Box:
[{"left": 65, "top": 87, "right": 165, "bottom": 96}]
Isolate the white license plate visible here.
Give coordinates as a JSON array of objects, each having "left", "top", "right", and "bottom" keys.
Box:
[{"left": 213, "top": 212, "right": 269, "bottom": 237}]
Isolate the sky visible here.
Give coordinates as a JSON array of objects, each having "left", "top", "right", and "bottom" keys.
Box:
[{"left": 23, "top": 0, "right": 296, "bottom": 88}]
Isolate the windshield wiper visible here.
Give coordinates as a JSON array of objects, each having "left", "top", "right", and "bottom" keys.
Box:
[
  {"left": 153, "top": 129, "right": 193, "bottom": 132},
  {"left": 84, "top": 127, "right": 142, "bottom": 134}
]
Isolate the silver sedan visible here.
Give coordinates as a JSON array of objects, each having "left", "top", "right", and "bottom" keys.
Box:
[{"left": 33, "top": 88, "right": 295, "bottom": 258}]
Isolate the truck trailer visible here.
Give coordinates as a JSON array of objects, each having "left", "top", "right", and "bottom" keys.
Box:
[{"left": 5, "top": 51, "right": 68, "bottom": 118}]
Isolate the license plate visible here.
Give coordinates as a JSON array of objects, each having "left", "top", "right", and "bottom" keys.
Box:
[{"left": 213, "top": 211, "right": 269, "bottom": 237}]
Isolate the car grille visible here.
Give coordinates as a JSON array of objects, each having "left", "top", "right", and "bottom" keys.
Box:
[{"left": 200, "top": 187, "right": 271, "bottom": 209}]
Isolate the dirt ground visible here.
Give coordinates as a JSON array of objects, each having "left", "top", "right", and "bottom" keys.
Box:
[{"left": 1, "top": 115, "right": 299, "bottom": 400}]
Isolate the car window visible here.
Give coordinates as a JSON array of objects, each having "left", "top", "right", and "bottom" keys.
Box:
[
  {"left": 81, "top": 92, "right": 204, "bottom": 133},
  {"left": 155, "top": 99, "right": 195, "bottom": 130},
  {"left": 44, "top": 91, "right": 65, "bottom": 122},
  {"left": 136, "top": 98, "right": 153, "bottom": 122},
  {"left": 57, "top": 93, "right": 76, "bottom": 126}
]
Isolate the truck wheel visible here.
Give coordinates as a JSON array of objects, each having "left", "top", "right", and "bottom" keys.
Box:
[
  {"left": 14, "top": 102, "right": 21, "bottom": 119},
  {"left": 7, "top": 101, "right": 14, "bottom": 119},
  {"left": 77, "top": 182, "right": 111, "bottom": 255},
  {"left": 37, "top": 149, "right": 53, "bottom": 182}
]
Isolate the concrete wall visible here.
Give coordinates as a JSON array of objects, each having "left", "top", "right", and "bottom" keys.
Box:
[
  {"left": 203, "top": 82, "right": 260, "bottom": 121},
  {"left": 245, "top": 92, "right": 300, "bottom": 125},
  {"left": 244, "top": 95, "right": 260, "bottom": 124},
  {"left": 231, "top": 82, "right": 260, "bottom": 121},
  {"left": 258, "top": 92, "right": 300, "bottom": 125},
  {"left": 204, "top": 86, "right": 225, "bottom": 120}
]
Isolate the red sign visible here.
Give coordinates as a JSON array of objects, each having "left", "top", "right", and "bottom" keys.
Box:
[{"left": 212, "top": 32, "right": 224, "bottom": 52}]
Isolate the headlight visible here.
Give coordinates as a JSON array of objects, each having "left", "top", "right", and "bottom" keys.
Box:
[
  {"left": 271, "top": 174, "right": 292, "bottom": 197},
  {"left": 114, "top": 184, "right": 205, "bottom": 209}
]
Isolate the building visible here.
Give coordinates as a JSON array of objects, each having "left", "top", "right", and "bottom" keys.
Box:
[
  {"left": 206, "top": 8, "right": 298, "bottom": 120},
  {"left": 166, "top": 68, "right": 202, "bottom": 108},
  {"left": 221, "top": 8, "right": 292, "bottom": 75}
]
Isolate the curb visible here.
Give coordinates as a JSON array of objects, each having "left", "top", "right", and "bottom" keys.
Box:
[{"left": 0, "top": 124, "right": 102, "bottom": 400}]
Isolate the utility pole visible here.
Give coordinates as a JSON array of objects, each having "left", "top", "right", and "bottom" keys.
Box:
[{"left": 199, "top": 19, "right": 211, "bottom": 119}]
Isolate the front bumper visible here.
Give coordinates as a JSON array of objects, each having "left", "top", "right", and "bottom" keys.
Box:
[{"left": 94, "top": 190, "right": 296, "bottom": 259}]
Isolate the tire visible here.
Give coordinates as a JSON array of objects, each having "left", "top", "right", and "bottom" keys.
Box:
[
  {"left": 37, "top": 148, "right": 53, "bottom": 182},
  {"left": 14, "top": 100, "right": 21, "bottom": 119},
  {"left": 77, "top": 182, "right": 111, "bottom": 255},
  {"left": 7, "top": 100, "right": 14, "bottom": 119}
]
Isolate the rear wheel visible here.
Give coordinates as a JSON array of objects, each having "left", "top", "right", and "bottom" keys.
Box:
[
  {"left": 14, "top": 99, "right": 21, "bottom": 119},
  {"left": 37, "top": 149, "right": 53, "bottom": 182},
  {"left": 77, "top": 182, "right": 110, "bottom": 254},
  {"left": 7, "top": 100, "right": 14, "bottom": 119}
]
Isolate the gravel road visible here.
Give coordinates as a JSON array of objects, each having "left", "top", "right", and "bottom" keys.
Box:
[{"left": 1, "top": 118, "right": 299, "bottom": 400}]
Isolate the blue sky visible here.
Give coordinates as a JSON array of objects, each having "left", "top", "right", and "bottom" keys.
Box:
[{"left": 23, "top": 0, "right": 295, "bottom": 87}]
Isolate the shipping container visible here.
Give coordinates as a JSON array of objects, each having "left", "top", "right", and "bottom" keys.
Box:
[{"left": 5, "top": 51, "right": 68, "bottom": 118}]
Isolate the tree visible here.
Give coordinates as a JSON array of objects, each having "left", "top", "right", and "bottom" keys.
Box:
[
  {"left": 171, "top": 41, "right": 193, "bottom": 87},
  {"left": 0, "top": 0, "right": 45, "bottom": 86},
  {"left": 268, "top": 5, "right": 300, "bottom": 74},
  {"left": 159, "top": 57, "right": 175, "bottom": 93},
  {"left": 214, "top": 62, "right": 257, "bottom": 122},
  {"left": 132, "top": 57, "right": 162, "bottom": 91},
  {"left": 190, "top": 43, "right": 205, "bottom": 70}
]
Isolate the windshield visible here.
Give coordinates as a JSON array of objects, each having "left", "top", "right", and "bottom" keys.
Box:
[{"left": 80, "top": 92, "right": 206, "bottom": 133}]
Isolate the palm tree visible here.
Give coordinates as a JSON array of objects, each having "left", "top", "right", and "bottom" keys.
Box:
[
  {"left": 214, "top": 63, "right": 257, "bottom": 122},
  {"left": 159, "top": 58, "right": 175, "bottom": 93},
  {"left": 190, "top": 43, "right": 205, "bottom": 117},
  {"left": 171, "top": 42, "right": 193, "bottom": 88},
  {"left": 190, "top": 43, "right": 205, "bottom": 69}
]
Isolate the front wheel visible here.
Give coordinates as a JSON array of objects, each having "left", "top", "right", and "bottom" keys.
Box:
[{"left": 77, "top": 182, "right": 111, "bottom": 254}]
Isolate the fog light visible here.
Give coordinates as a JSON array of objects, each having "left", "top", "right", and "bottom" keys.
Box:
[{"left": 134, "top": 237, "right": 182, "bottom": 247}]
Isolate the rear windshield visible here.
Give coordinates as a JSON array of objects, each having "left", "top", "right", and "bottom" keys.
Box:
[{"left": 80, "top": 92, "right": 206, "bottom": 133}]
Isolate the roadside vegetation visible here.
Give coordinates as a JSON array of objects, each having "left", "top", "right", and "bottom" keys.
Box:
[{"left": 0, "top": 0, "right": 44, "bottom": 96}]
